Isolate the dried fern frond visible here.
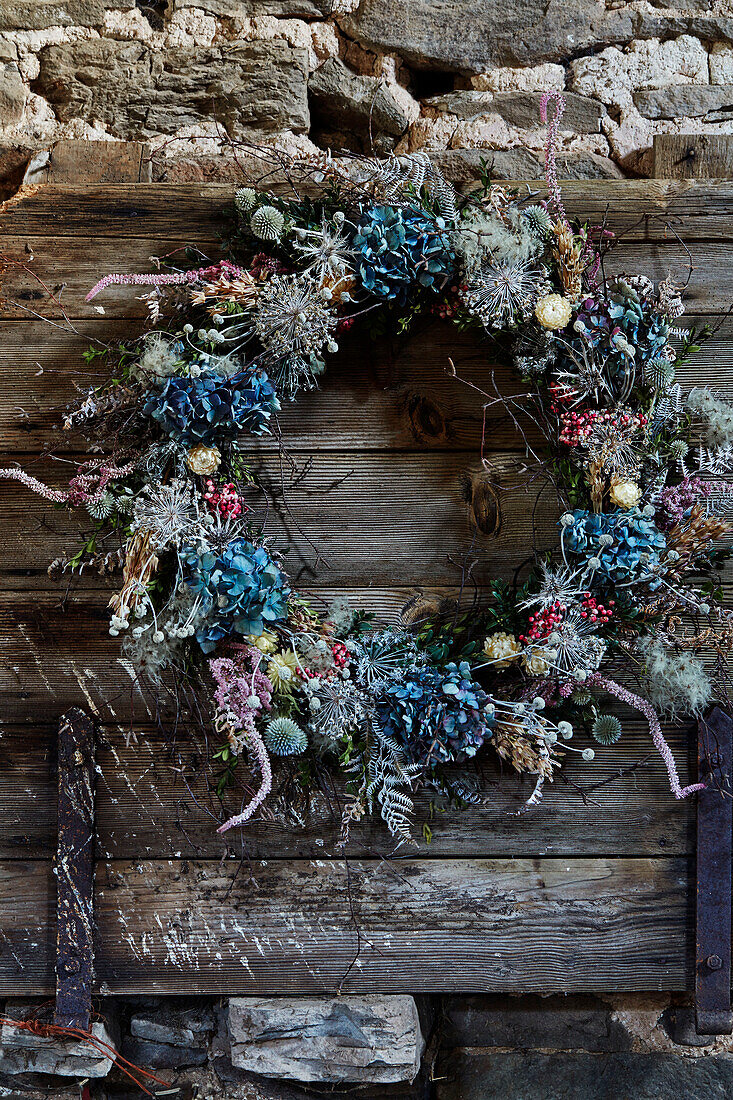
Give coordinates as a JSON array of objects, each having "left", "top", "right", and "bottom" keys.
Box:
[{"left": 360, "top": 152, "right": 458, "bottom": 224}]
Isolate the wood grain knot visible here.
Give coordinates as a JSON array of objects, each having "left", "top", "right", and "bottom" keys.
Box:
[
  {"left": 462, "top": 469, "right": 502, "bottom": 537},
  {"left": 405, "top": 393, "right": 447, "bottom": 444}
]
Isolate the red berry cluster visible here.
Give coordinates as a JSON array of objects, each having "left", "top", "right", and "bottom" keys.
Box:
[
  {"left": 580, "top": 593, "right": 614, "bottom": 624},
  {"left": 519, "top": 601, "right": 566, "bottom": 644},
  {"left": 519, "top": 595, "right": 614, "bottom": 643},
  {"left": 559, "top": 408, "right": 648, "bottom": 447},
  {"left": 203, "top": 479, "right": 246, "bottom": 518},
  {"left": 331, "top": 641, "right": 350, "bottom": 669},
  {"left": 431, "top": 286, "right": 461, "bottom": 321}
]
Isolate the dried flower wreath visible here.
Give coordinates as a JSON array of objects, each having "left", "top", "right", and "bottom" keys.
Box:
[{"left": 5, "top": 94, "right": 733, "bottom": 844}]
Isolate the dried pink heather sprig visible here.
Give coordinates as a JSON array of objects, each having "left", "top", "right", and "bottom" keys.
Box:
[
  {"left": 86, "top": 260, "right": 248, "bottom": 302},
  {"left": 217, "top": 723, "right": 273, "bottom": 834},
  {"left": 589, "top": 673, "right": 705, "bottom": 799}
]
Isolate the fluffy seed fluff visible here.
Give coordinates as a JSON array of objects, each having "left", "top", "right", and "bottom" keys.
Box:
[
  {"left": 263, "top": 716, "right": 308, "bottom": 756},
  {"left": 592, "top": 714, "right": 622, "bottom": 745},
  {"left": 687, "top": 388, "right": 733, "bottom": 447},
  {"left": 636, "top": 636, "right": 712, "bottom": 718},
  {"left": 130, "top": 333, "right": 183, "bottom": 383},
  {"left": 454, "top": 208, "right": 543, "bottom": 270}
]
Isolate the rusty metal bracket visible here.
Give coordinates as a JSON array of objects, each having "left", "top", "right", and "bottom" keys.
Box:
[
  {"left": 695, "top": 707, "right": 733, "bottom": 1036},
  {"left": 54, "top": 708, "right": 95, "bottom": 1030}
]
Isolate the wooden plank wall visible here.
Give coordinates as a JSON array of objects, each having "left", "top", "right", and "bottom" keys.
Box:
[{"left": 0, "top": 181, "right": 730, "bottom": 995}]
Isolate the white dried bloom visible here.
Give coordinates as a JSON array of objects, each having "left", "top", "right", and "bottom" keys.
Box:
[{"left": 535, "top": 293, "right": 573, "bottom": 330}]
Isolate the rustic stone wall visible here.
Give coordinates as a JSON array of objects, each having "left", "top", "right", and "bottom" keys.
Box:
[
  {"left": 1, "top": 0, "right": 733, "bottom": 187},
  {"left": 3, "top": 993, "right": 733, "bottom": 1099}
]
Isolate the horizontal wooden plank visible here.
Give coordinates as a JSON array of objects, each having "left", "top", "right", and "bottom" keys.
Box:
[
  {"left": 0, "top": 718, "right": 696, "bottom": 861},
  {"left": 3, "top": 181, "right": 733, "bottom": 240},
  {"left": 0, "top": 857, "right": 692, "bottom": 994},
  {"left": 0, "top": 451, "right": 560, "bottom": 588},
  {"left": 1, "top": 318, "right": 732, "bottom": 455},
  {"left": 0, "top": 235, "right": 222, "bottom": 321},
  {"left": 0, "top": 236, "right": 726, "bottom": 319}
]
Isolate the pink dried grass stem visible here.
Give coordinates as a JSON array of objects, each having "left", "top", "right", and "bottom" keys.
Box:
[
  {"left": 540, "top": 91, "right": 568, "bottom": 224},
  {"left": 217, "top": 724, "right": 273, "bottom": 833},
  {"left": 589, "top": 673, "right": 706, "bottom": 799},
  {"left": 86, "top": 260, "right": 248, "bottom": 302},
  {"left": 0, "top": 458, "right": 136, "bottom": 506},
  {"left": 0, "top": 468, "right": 68, "bottom": 502}
]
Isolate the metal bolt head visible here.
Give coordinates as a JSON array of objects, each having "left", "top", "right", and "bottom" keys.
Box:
[{"left": 706, "top": 954, "right": 723, "bottom": 971}]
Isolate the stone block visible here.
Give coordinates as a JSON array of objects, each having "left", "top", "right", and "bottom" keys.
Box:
[
  {"left": 0, "top": 63, "right": 24, "bottom": 129},
  {"left": 130, "top": 1003, "right": 214, "bottom": 1048},
  {"left": 425, "top": 91, "right": 604, "bottom": 133},
  {"left": 634, "top": 85, "right": 733, "bottom": 121},
  {"left": 0, "top": 1, "right": 134, "bottom": 30},
  {"left": 174, "top": 0, "right": 334, "bottom": 14},
  {"left": 442, "top": 995, "right": 631, "bottom": 1052},
  {"left": 228, "top": 995, "right": 424, "bottom": 1084},
  {"left": 437, "top": 1051, "right": 733, "bottom": 1100},
  {"left": 121, "top": 1035, "right": 208, "bottom": 1070},
  {"left": 33, "top": 39, "right": 310, "bottom": 141},
  {"left": 430, "top": 147, "right": 623, "bottom": 182},
  {"left": 341, "top": 0, "right": 635, "bottom": 72},
  {"left": 0, "top": 1020, "right": 116, "bottom": 1077},
  {"left": 309, "top": 57, "right": 417, "bottom": 141}
]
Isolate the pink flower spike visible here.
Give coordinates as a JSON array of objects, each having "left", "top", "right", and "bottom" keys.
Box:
[
  {"left": 540, "top": 90, "right": 568, "bottom": 224},
  {"left": 217, "top": 726, "right": 272, "bottom": 833},
  {"left": 85, "top": 260, "right": 248, "bottom": 302},
  {"left": 589, "top": 674, "right": 706, "bottom": 800}
]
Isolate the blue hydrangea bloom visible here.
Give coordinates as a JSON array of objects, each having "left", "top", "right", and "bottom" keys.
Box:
[
  {"left": 144, "top": 368, "right": 280, "bottom": 446},
  {"left": 570, "top": 291, "right": 669, "bottom": 394},
  {"left": 182, "top": 538, "right": 290, "bottom": 653},
  {"left": 353, "top": 205, "right": 455, "bottom": 304},
  {"left": 608, "top": 289, "right": 669, "bottom": 367},
  {"left": 375, "top": 661, "right": 494, "bottom": 766},
  {"left": 562, "top": 508, "right": 667, "bottom": 588}
]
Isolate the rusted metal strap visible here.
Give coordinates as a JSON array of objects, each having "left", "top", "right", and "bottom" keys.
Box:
[
  {"left": 696, "top": 707, "right": 733, "bottom": 1036},
  {"left": 54, "top": 708, "right": 95, "bottom": 1030}
]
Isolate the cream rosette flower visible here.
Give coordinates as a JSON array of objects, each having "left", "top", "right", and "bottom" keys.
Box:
[
  {"left": 523, "top": 647, "right": 557, "bottom": 676},
  {"left": 245, "top": 630, "right": 278, "bottom": 655},
  {"left": 535, "top": 293, "right": 573, "bottom": 330},
  {"left": 483, "top": 631, "right": 522, "bottom": 669},
  {"left": 185, "top": 443, "right": 221, "bottom": 476},
  {"left": 267, "top": 650, "right": 300, "bottom": 691},
  {"left": 609, "top": 477, "right": 641, "bottom": 510}
]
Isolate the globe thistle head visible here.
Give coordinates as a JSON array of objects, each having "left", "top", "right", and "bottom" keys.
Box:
[
  {"left": 235, "top": 187, "right": 257, "bottom": 215},
  {"left": 643, "top": 356, "right": 675, "bottom": 390},
  {"left": 87, "top": 492, "right": 115, "bottom": 520},
  {"left": 592, "top": 714, "right": 623, "bottom": 745},
  {"left": 264, "top": 716, "right": 308, "bottom": 756},
  {"left": 114, "top": 489, "right": 136, "bottom": 515},
  {"left": 251, "top": 205, "right": 285, "bottom": 242},
  {"left": 522, "top": 204, "right": 554, "bottom": 240},
  {"left": 570, "top": 687, "right": 592, "bottom": 707},
  {"left": 669, "top": 438, "right": 689, "bottom": 460}
]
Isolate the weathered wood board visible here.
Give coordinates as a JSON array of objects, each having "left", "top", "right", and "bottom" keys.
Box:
[{"left": 0, "top": 181, "right": 728, "bottom": 995}]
